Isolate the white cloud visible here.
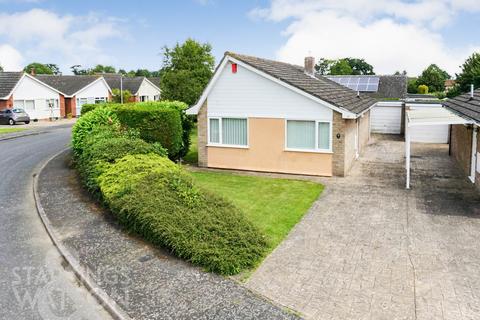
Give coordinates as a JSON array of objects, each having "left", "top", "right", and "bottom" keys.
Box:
[
  {"left": 0, "top": 9, "right": 125, "bottom": 72},
  {"left": 0, "top": 44, "right": 23, "bottom": 70},
  {"left": 251, "top": 0, "right": 480, "bottom": 75}
]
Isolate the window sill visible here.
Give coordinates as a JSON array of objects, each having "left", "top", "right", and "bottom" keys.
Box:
[
  {"left": 284, "top": 148, "right": 333, "bottom": 154},
  {"left": 207, "top": 144, "right": 249, "bottom": 149}
]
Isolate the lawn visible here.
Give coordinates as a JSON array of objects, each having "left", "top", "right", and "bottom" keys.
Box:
[
  {"left": 183, "top": 126, "right": 198, "bottom": 164},
  {"left": 191, "top": 171, "right": 323, "bottom": 252},
  {"left": 0, "top": 127, "right": 27, "bottom": 135}
]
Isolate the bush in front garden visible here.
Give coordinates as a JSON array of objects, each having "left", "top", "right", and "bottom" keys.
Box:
[
  {"left": 97, "top": 154, "right": 268, "bottom": 275},
  {"left": 72, "top": 107, "right": 120, "bottom": 156},
  {"left": 77, "top": 129, "right": 167, "bottom": 196},
  {"left": 80, "top": 103, "right": 105, "bottom": 116},
  {"left": 113, "top": 103, "right": 184, "bottom": 160}
]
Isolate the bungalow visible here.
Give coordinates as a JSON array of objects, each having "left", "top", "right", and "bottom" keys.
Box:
[
  {"left": 103, "top": 75, "right": 161, "bottom": 102},
  {"left": 187, "top": 52, "right": 377, "bottom": 177},
  {"left": 0, "top": 72, "right": 64, "bottom": 120},
  {"left": 444, "top": 87, "right": 479, "bottom": 191},
  {"left": 35, "top": 75, "right": 112, "bottom": 117}
]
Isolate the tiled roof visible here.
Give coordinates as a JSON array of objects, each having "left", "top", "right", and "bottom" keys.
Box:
[
  {"left": 0, "top": 72, "right": 23, "bottom": 98},
  {"left": 443, "top": 88, "right": 480, "bottom": 123},
  {"left": 227, "top": 52, "right": 377, "bottom": 115},
  {"left": 35, "top": 75, "right": 101, "bottom": 96},
  {"left": 103, "top": 75, "right": 144, "bottom": 94},
  {"left": 368, "top": 75, "right": 407, "bottom": 99}
]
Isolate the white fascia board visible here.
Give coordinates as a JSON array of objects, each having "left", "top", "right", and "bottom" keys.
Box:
[
  {"left": 188, "top": 55, "right": 358, "bottom": 118},
  {"left": 376, "top": 101, "right": 404, "bottom": 107}
]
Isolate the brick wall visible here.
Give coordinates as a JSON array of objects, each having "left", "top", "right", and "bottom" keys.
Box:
[
  {"left": 65, "top": 98, "right": 76, "bottom": 117},
  {"left": 197, "top": 100, "right": 208, "bottom": 167},
  {"left": 332, "top": 111, "right": 346, "bottom": 176},
  {"left": 0, "top": 96, "right": 13, "bottom": 110},
  {"left": 450, "top": 124, "right": 473, "bottom": 176},
  {"left": 59, "top": 95, "right": 66, "bottom": 118}
]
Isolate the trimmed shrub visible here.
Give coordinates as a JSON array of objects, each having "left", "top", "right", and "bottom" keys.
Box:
[
  {"left": 77, "top": 131, "right": 167, "bottom": 196},
  {"left": 98, "top": 154, "right": 268, "bottom": 275},
  {"left": 80, "top": 103, "right": 105, "bottom": 116},
  {"left": 113, "top": 103, "right": 183, "bottom": 160},
  {"left": 72, "top": 107, "right": 120, "bottom": 156},
  {"left": 418, "top": 84, "right": 429, "bottom": 94}
]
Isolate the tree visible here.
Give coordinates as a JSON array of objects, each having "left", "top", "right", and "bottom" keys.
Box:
[
  {"left": 160, "top": 38, "right": 215, "bottom": 105},
  {"left": 135, "top": 69, "right": 152, "bottom": 77},
  {"left": 46, "top": 64, "right": 61, "bottom": 75},
  {"left": 407, "top": 78, "right": 418, "bottom": 93},
  {"left": 329, "top": 59, "right": 353, "bottom": 75},
  {"left": 71, "top": 65, "right": 89, "bottom": 75},
  {"left": 344, "top": 58, "right": 374, "bottom": 75},
  {"left": 455, "top": 52, "right": 480, "bottom": 93},
  {"left": 416, "top": 64, "right": 450, "bottom": 92},
  {"left": 315, "top": 57, "right": 375, "bottom": 75},
  {"left": 394, "top": 70, "right": 407, "bottom": 76},
  {"left": 91, "top": 64, "right": 116, "bottom": 74},
  {"left": 24, "top": 62, "right": 56, "bottom": 75},
  {"left": 111, "top": 88, "right": 132, "bottom": 103}
]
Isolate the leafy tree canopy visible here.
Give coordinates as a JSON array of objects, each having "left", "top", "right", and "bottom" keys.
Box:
[
  {"left": 111, "top": 88, "right": 132, "bottom": 103},
  {"left": 315, "top": 57, "right": 375, "bottom": 75},
  {"left": 160, "top": 38, "right": 215, "bottom": 105},
  {"left": 71, "top": 64, "right": 116, "bottom": 75},
  {"left": 455, "top": 52, "right": 480, "bottom": 93},
  {"left": 24, "top": 62, "right": 60, "bottom": 75},
  {"left": 416, "top": 64, "right": 450, "bottom": 92}
]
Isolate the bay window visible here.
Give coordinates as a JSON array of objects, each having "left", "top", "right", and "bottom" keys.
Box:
[
  {"left": 209, "top": 117, "right": 248, "bottom": 147},
  {"left": 286, "top": 120, "right": 331, "bottom": 152}
]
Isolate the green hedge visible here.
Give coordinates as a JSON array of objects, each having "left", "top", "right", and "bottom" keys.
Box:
[
  {"left": 98, "top": 154, "right": 268, "bottom": 275},
  {"left": 79, "top": 101, "right": 191, "bottom": 161}
]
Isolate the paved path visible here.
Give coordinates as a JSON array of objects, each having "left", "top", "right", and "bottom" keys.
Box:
[
  {"left": 246, "top": 135, "right": 480, "bottom": 320},
  {"left": 0, "top": 128, "right": 111, "bottom": 320},
  {"left": 37, "top": 150, "right": 298, "bottom": 320}
]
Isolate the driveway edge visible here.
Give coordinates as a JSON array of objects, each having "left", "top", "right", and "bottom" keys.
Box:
[
  {"left": 32, "top": 148, "right": 131, "bottom": 320},
  {"left": 0, "top": 130, "right": 47, "bottom": 141}
]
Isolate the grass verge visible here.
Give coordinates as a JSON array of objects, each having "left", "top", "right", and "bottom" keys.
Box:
[{"left": 0, "top": 127, "right": 27, "bottom": 135}]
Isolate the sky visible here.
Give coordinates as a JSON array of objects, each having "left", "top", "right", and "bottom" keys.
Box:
[{"left": 0, "top": 0, "right": 479, "bottom": 76}]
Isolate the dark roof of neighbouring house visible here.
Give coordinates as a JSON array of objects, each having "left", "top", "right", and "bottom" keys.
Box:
[
  {"left": 0, "top": 72, "right": 23, "bottom": 98},
  {"left": 226, "top": 52, "right": 377, "bottom": 115},
  {"left": 35, "top": 75, "right": 101, "bottom": 96},
  {"left": 103, "top": 75, "right": 145, "bottom": 95},
  {"left": 326, "top": 75, "right": 407, "bottom": 100},
  {"left": 443, "top": 88, "right": 480, "bottom": 123},
  {"left": 147, "top": 77, "right": 160, "bottom": 87}
]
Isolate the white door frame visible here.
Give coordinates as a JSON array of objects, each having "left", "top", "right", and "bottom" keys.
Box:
[{"left": 469, "top": 127, "right": 478, "bottom": 183}]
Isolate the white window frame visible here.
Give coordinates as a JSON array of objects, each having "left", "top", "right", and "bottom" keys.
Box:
[
  {"left": 284, "top": 119, "right": 333, "bottom": 153},
  {"left": 14, "top": 99, "right": 36, "bottom": 111},
  {"left": 207, "top": 117, "right": 249, "bottom": 148},
  {"left": 46, "top": 99, "right": 59, "bottom": 109}
]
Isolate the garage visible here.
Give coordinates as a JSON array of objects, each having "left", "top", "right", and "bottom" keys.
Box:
[
  {"left": 370, "top": 101, "right": 403, "bottom": 134},
  {"left": 407, "top": 102, "right": 449, "bottom": 143},
  {"left": 405, "top": 107, "right": 472, "bottom": 188}
]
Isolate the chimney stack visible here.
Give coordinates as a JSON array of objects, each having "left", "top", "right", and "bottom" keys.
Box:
[
  {"left": 470, "top": 84, "right": 474, "bottom": 99},
  {"left": 304, "top": 56, "right": 315, "bottom": 76},
  {"left": 30, "top": 67, "right": 35, "bottom": 76}
]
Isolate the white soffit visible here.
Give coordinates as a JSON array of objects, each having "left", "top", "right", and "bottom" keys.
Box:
[{"left": 407, "top": 107, "right": 471, "bottom": 126}]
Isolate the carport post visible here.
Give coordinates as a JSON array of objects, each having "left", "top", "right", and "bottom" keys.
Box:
[{"left": 406, "top": 122, "right": 411, "bottom": 189}]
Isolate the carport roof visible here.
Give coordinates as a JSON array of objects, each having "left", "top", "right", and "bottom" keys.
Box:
[{"left": 406, "top": 107, "right": 472, "bottom": 126}]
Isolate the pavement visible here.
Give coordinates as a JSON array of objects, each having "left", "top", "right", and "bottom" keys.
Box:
[
  {"left": 246, "top": 134, "right": 480, "bottom": 320},
  {"left": 37, "top": 150, "right": 298, "bottom": 320},
  {"left": 0, "top": 127, "right": 111, "bottom": 319}
]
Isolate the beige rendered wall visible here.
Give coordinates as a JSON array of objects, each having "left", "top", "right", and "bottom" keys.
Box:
[
  {"left": 207, "top": 117, "right": 333, "bottom": 176},
  {"left": 344, "top": 118, "right": 357, "bottom": 174},
  {"left": 358, "top": 110, "right": 370, "bottom": 153}
]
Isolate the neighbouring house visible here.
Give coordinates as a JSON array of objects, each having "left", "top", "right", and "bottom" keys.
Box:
[
  {"left": 445, "top": 79, "right": 456, "bottom": 92},
  {"left": 0, "top": 72, "right": 65, "bottom": 120},
  {"left": 187, "top": 52, "right": 377, "bottom": 177},
  {"left": 327, "top": 74, "right": 408, "bottom": 135},
  {"left": 443, "top": 87, "right": 479, "bottom": 191},
  {"left": 103, "top": 75, "right": 161, "bottom": 102},
  {"left": 35, "top": 75, "right": 112, "bottom": 117}
]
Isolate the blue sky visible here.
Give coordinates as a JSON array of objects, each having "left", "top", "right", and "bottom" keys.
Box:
[{"left": 0, "top": 0, "right": 479, "bottom": 75}]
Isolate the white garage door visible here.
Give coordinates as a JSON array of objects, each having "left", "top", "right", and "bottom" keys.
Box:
[
  {"left": 410, "top": 124, "right": 449, "bottom": 143},
  {"left": 371, "top": 106, "right": 402, "bottom": 134}
]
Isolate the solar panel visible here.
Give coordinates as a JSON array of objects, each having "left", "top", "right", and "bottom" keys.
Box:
[{"left": 326, "top": 76, "right": 379, "bottom": 92}]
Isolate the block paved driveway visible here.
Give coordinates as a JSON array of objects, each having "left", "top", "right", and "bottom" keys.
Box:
[{"left": 246, "top": 134, "right": 480, "bottom": 320}]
